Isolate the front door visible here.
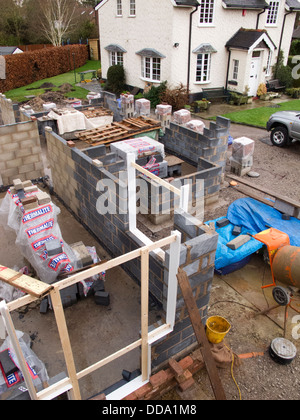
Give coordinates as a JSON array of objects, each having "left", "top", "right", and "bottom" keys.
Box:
[{"left": 248, "top": 57, "right": 261, "bottom": 97}]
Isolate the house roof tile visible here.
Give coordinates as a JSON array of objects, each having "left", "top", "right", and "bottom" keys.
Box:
[
  {"left": 286, "top": 0, "right": 300, "bottom": 11},
  {"left": 226, "top": 28, "right": 276, "bottom": 51},
  {"left": 0, "top": 46, "right": 18, "bottom": 56}
]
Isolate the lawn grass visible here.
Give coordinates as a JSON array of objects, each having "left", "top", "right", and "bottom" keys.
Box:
[
  {"left": 218, "top": 99, "right": 300, "bottom": 128},
  {"left": 5, "top": 60, "right": 101, "bottom": 103}
]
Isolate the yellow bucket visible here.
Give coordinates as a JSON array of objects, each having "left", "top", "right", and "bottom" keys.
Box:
[{"left": 206, "top": 316, "right": 231, "bottom": 344}]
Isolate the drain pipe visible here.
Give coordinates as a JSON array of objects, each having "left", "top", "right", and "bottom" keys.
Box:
[
  {"left": 275, "top": 11, "right": 293, "bottom": 77},
  {"left": 187, "top": 5, "right": 199, "bottom": 98},
  {"left": 256, "top": 8, "right": 267, "bottom": 29}
]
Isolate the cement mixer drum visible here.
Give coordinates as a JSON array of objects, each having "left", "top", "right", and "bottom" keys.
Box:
[{"left": 272, "top": 246, "right": 300, "bottom": 289}]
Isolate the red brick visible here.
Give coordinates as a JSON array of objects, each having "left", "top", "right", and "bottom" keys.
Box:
[
  {"left": 169, "top": 358, "right": 184, "bottom": 377},
  {"left": 178, "top": 356, "right": 194, "bottom": 370},
  {"left": 177, "top": 369, "right": 193, "bottom": 384},
  {"left": 123, "top": 392, "right": 138, "bottom": 401},
  {"left": 135, "top": 382, "right": 153, "bottom": 399},
  {"left": 189, "top": 359, "right": 204, "bottom": 375},
  {"left": 178, "top": 377, "right": 195, "bottom": 392},
  {"left": 149, "top": 370, "right": 168, "bottom": 388}
]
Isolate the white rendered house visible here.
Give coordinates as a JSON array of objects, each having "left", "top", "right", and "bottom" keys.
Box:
[{"left": 96, "top": 0, "right": 300, "bottom": 98}]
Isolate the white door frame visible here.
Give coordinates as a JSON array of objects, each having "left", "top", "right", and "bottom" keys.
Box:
[{"left": 248, "top": 55, "right": 262, "bottom": 97}]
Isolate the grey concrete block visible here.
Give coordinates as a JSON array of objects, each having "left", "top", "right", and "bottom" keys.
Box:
[
  {"left": 45, "top": 239, "right": 63, "bottom": 257},
  {"left": 187, "top": 233, "right": 219, "bottom": 261},
  {"left": 94, "top": 291, "right": 110, "bottom": 306},
  {"left": 227, "top": 235, "right": 251, "bottom": 250}
]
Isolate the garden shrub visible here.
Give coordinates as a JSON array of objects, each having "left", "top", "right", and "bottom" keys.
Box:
[
  {"left": 143, "top": 81, "right": 167, "bottom": 108},
  {"left": 105, "top": 65, "right": 125, "bottom": 95},
  {"left": 160, "top": 83, "right": 189, "bottom": 111}
]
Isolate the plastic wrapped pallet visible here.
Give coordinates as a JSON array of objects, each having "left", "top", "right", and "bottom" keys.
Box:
[
  {"left": 135, "top": 98, "right": 151, "bottom": 116},
  {"left": 120, "top": 94, "right": 134, "bottom": 105},
  {"left": 156, "top": 104, "right": 172, "bottom": 116},
  {"left": 110, "top": 137, "right": 165, "bottom": 161},
  {"left": 173, "top": 109, "right": 191, "bottom": 125},
  {"left": 232, "top": 137, "right": 255, "bottom": 159},
  {"left": 185, "top": 119, "right": 205, "bottom": 133}
]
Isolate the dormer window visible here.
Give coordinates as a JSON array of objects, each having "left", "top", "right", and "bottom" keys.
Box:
[{"left": 199, "top": 0, "right": 215, "bottom": 26}]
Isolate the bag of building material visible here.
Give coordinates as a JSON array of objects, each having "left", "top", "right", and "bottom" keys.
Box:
[{"left": 0, "top": 331, "right": 49, "bottom": 394}]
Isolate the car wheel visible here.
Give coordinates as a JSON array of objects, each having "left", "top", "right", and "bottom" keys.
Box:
[{"left": 271, "top": 126, "right": 290, "bottom": 147}]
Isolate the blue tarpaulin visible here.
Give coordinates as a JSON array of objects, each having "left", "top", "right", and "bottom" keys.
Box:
[{"left": 206, "top": 198, "right": 300, "bottom": 271}]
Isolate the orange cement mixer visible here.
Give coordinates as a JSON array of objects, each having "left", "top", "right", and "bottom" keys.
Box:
[{"left": 254, "top": 228, "right": 300, "bottom": 306}]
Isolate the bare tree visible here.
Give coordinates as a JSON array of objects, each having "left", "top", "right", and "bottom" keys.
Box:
[{"left": 39, "top": 0, "right": 77, "bottom": 46}]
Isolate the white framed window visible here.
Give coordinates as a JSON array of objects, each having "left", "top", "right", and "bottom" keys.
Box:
[
  {"left": 116, "top": 0, "right": 122, "bottom": 16},
  {"left": 141, "top": 57, "right": 161, "bottom": 82},
  {"left": 196, "top": 53, "right": 211, "bottom": 83},
  {"left": 110, "top": 51, "right": 124, "bottom": 66},
  {"left": 233, "top": 59, "right": 239, "bottom": 80},
  {"left": 129, "top": 0, "right": 136, "bottom": 16},
  {"left": 199, "top": 0, "right": 215, "bottom": 25},
  {"left": 266, "top": 1, "right": 279, "bottom": 25}
]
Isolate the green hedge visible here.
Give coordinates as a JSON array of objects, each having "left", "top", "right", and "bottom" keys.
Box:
[{"left": 0, "top": 44, "right": 88, "bottom": 93}]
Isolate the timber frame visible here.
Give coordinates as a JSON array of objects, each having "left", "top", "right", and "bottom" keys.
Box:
[{"left": 0, "top": 231, "right": 181, "bottom": 400}]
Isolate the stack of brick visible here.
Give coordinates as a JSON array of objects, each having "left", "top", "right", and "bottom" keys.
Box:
[
  {"left": 122, "top": 353, "right": 204, "bottom": 400},
  {"left": 120, "top": 94, "right": 134, "bottom": 119},
  {"left": 156, "top": 104, "right": 172, "bottom": 131},
  {"left": 135, "top": 98, "right": 151, "bottom": 117},
  {"left": 230, "top": 137, "right": 255, "bottom": 176},
  {"left": 173, "top": 109, "right": 191, "bottom": 125},
  {"left": 0, "top": 119, "right": 45, "bottom": 187}
]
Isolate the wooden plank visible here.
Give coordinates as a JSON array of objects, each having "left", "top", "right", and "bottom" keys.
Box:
[
  {"left": 227, "top": 174, "right": 300, "bottom": 209},
  {"left": 0, "top": 266, "right": 53, "bottom": 298},
  {"left": 50, "top": 288, "right": 81, "bottom": 400},
  {"left": 132, "top": 162, "right": 181, "bottom": 196},
  {"left": 176, "top": 268, "right": 227, "bottom": 401},
  {"left": 141, "top": 249, "right": 150, "bottom": 381}
]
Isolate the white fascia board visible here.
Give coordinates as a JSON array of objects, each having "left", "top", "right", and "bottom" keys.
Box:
[
  {"left": 95, "top": 0, "right": 109, "bottom": 11},
  {"left": 248, "top": 33, "right": 276, "bottom": 54}
]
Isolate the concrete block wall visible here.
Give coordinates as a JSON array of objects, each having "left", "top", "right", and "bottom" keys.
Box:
[
  {"left": 0, "top": 119, "right": 45, "bottom": 187},
  {"left": 140, "top": 157, "right": 222, "bottom": 225},
  {"left": 151, "top": 209, "right": 218, "bottom": 368},
  {"left": 0, "top": 94, "right": 16, "bottom": 125},
  {"left": 46, "top": 128, "right": 218, "bottom": 371},
  {"left": 160, "top": 116, "right": 230, "bottom": 172}
]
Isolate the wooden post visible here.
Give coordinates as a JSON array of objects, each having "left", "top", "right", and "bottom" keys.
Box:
[
  {"left": 141, "top": 249, "right": 150, "bottom": 381},
  {"left": 177, "top": 268, "right": 227, "bottom": 401},
  {"left": 50, "top": 288, "right": 81, "bottom": 400}
]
